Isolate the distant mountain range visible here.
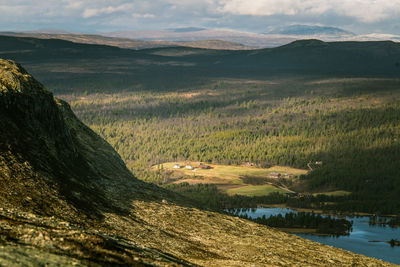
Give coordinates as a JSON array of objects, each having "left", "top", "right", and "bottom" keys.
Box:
[
  {"left": 102, "top": 26, "right": 400, "bottom": 48},
  {"left": 168, "top": 27, "right": 206, "bottom": 33},
  {"left": 102, "top": 28, "right": 271, "bottom": 46},
  {"left": 0, "top": 32, "right": 252, "bottom": 50},
  {"left": 267, "top": 25, "right": 354, "bottom": 36},
  {"left": 1, "top": 25, "right": 399, "bottom": 50}
]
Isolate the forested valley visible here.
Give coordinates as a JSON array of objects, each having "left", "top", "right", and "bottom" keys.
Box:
[
  {"left": 1, "top": 36, "right": 399, "bottom": 214},
  {"left": 61, "top": 77, "right": 400, "bottom": 214}
]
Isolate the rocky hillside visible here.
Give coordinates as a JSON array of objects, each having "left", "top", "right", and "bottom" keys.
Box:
[
  {"left": 0, "top": 59, "right": 172, "bottom": 222},
  {"left": 0, "top": 59, "right": 394, "bottom": 266}
]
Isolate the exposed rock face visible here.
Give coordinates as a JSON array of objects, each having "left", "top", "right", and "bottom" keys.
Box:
[
  {"left": 0, "top": 59, "right": 170, "bottom": 222},
  {"left": 1, "top": 60, "right": 110, "bottom": 220},
  {"left": 0, "top": 59, "right": 395, "bottom": 266}
]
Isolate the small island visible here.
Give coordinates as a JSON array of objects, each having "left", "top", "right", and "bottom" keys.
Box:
[{"left": 234, "top": 211, "right": 353, "bottom": 236}]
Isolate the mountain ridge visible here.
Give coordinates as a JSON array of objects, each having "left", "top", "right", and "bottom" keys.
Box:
[
  {"left": 0, "top": 59, "right": 174, "bottom": 222},
  {"left": 267, "top": 25, "right": 354, "bottom": 36},
  {"left": 3, "top": 26, "right": 400, "bottom": 50},
  {"left": 0, "top": 32, "right": 252, "bottom": 50}
]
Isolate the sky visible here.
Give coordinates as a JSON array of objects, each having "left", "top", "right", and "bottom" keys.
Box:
[{"left": 0, "top": 0, "right": 400, "bottom": 34}]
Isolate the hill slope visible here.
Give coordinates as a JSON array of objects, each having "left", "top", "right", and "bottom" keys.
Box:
[
  {"left": 0, "top": 59, "right": 394, "bottom": 265},
  {"left": 268, "top": 25, "right": 354, "bottom": 36},
  {"left": 0, "top": 59, "right": 170, "bottom": 222},
  {"left": 0, "top": 35, "right": 400, "bottom": 94},
  {"left": 1, "top": 35, "right": 399, "bottom": 214},
  {"left": 0, "top": 32, "right": 252, "bottom": 50}
]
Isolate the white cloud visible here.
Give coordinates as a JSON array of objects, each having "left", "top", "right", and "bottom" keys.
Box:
[
  {"left": 132, "top": 13, "right": 155, "bottom": 19},
  {"left": 0, "top": 0, "right": 399, "bottom": 33},
  {"left": 218, "top": 0, "right": 309, "bottom": 16},
  {"left": 82, "top": 3, "right": 134, "bottom": 18},
  {"left": 64, "top": 0, "right": 83, "bottom": 10},
  {"left": 335, "top": 0, "right": 400, "bottom": 23},
  {"left": 217, "top": 0, "right": 400, "bottom": 23}
]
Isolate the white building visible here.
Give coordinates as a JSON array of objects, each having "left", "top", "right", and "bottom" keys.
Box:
[
  {"left": 185, "top": 165, "right": 194, "bottom": 170},
  {"left": 173, "top": 164, "right": 181, "bottom": 169}
]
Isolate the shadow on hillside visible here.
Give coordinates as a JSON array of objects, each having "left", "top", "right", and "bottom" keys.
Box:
[
  {"left": 302, "top": 142, "right": 400, "bottom": 213},
  {"left": 0, "top": 86, "right": 196, "bottom": 225},
  {"left": 2, "top": 35, "right": 400, "bottom": 95}
]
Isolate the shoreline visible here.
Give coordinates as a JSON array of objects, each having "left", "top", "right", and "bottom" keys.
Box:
[
  {"left": 275, "top": 227, "right": 336, "bottom": 236},
  {"left": 258, "top": 203, "right": 398, "bottom": 218}
]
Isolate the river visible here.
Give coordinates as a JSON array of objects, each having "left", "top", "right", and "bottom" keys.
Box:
[{"left": 240, "top": 207, "right": 400, "bottom": 265}]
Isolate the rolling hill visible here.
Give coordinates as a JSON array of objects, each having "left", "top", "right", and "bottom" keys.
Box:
[
  {"left": 5, "top": 26, "right": 400, "bottom": 50},
  {"left": 0, "top": 32, "right": 252, "bottom": 50},
  {"left": 0, "top": 35, "right": 399, "bottom": 94},
  {"left": 0, "top": 59, "right": 392, "bottom": 265},
  {"left": 101, "top": 27, "right": 400, "bottom": 47},
  {"left": 0, "top": 35, "right": 399, "bottom": 215},
  {"left": 267, "top": 25, "right": 354, "bottom": 36}
]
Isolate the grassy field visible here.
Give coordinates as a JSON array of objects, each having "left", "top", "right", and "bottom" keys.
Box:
[
  {"left": 156, "top": 162, "right": 351, "bottom": 197},
  {"left": 226, "top": 184, "right": 290, "bottom": 196},
  {"left": 157, "top": 162, "right": 307, "bottom": 177},
  {"left": 153, "top": 161, "right": 307, "bottom": 196}
]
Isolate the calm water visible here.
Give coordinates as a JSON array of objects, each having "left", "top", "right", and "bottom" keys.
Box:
[{"left": 241, "top": 207, "right": 400, "bottom": 265}]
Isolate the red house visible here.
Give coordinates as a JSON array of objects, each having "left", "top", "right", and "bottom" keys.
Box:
[{"left": 198, "top": 163, "right": 211, "bottom": 169}]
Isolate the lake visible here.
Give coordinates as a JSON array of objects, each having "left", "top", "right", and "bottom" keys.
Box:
[{"left": 240, "top": 207, "right": 400, "bottom": 265}]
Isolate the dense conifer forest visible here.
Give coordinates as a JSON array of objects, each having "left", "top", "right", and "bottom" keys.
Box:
[
  {"left": 1, "top": 36, "right": 399, "bottom": 214},
  {"left": 236, "top": 211, "right": 353, "bottom": 236},
  {"left": 62, "top": 78, "right": 400, "bottom": 214}
]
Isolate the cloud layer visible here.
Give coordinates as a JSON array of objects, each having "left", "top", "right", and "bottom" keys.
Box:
[
  {"left": 218, "top": 0, "right": 400, "bottom": 23},
  {"left": 0, "top": 0, "right": 399, "bottom": 34}
]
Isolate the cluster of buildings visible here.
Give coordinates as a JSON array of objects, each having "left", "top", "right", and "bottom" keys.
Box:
[
  {"left": 172, "top": 163, "right": 293, "bottom": 179},
  {"left": 173, "top": 162, "right": 212, "bottom": 170}
]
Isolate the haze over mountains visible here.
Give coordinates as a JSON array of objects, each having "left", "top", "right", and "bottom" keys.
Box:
[
  {"left": 0, "top": 31, "right": 251, "bottom": 50},
  {"left": 266, "top": 25, "right": 354, "bottom": 36},
  {"left": 2, "top": 24, "right": 400, "bottom": 50},
  {"left": 103, "top": 25, "right": 400, "bottom": 48}
]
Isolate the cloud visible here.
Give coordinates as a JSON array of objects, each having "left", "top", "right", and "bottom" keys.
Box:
[
  {"left": 0, "top": 0, "right": 399, "bottom": 34},
  {"left": 335, "top": 0, "right": 400, "bottom": 23},
  {"left": 132, "top": 13, "right": 155, "bottom": 19},
  {"left": 218, "top": 0, "right": 316, "bottom": 16},
  {"left": 62, "top": 0, "right": 83, "bottom": 9},
  {"left": 82, "top": 3, "right": 134, "bottom": 18},
  {"left": 217, "top": 0, "right": 400, "bottom": 23}
]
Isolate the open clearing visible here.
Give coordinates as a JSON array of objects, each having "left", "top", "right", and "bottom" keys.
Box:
[
  {"left": 226, "top": 184, "right": 290, "bottom": 196},
  {"left": 153, "top": 162, "right": 308, "bottom": 196}
]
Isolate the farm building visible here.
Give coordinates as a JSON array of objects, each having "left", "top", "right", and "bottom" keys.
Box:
[
  {"left": 198, "top": 162, "right": 211, "bottom": 169},
  {"left": 198, "top": 164, "right": 211, "bottom": 169},
  {"left": 185, "top": 165, "right": 194, "bottom": 170},
  {"left": 173, "top": 164, "right": 181, "bottom": 169},
  {"left": 269, "top": 172, "right": 281, "bottom": 178}
]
